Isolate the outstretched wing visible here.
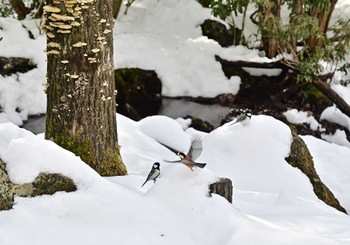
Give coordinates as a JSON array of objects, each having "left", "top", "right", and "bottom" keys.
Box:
[
  {"left": 157, "top": 141, "right": 179, "bottom": 155},
  {"left": 187, "top": 135, "right": 203, "bottom": 161},
  {"left": 164, "top": 159, "right": 181, "bottom": 163}
]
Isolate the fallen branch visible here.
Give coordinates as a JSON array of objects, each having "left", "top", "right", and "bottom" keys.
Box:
[
  {"left": 215, "top": 55, "right": 350, "bottom": 118},
  {"left": 215, "top": 55, "right": 286, "bottom": 69},
  {"left": 312, "top": 76, "right": 350, "bottom": 118}
]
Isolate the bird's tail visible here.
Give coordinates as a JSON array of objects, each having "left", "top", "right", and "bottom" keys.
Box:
[
  {"left": 141, "top": 180, "right": 147, "bottom": 188},
  {"left": 229, "top": 121, "right": 237, "bottom": 126},
  {"left": 194, "top": 162, "right": 206, "bottom": 168}
]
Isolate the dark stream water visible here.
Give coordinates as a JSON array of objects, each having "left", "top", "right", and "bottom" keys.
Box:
[{"left": 22, "top": 98, "right": 231, "bottom": 134}]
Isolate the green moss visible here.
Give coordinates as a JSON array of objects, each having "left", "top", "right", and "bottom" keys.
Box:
[
  {"left": 31, "top": 173, "right": 77, "bottom": 196},
  {"left": 298, "top": 83, "right": 332, "bottom": 106},
  {"left": 53, "top": 131, "right": 95, "bottom": 166},
  {"left": 98, "top": 147, "right": 127, "bottom": 176},
  {"left": 53, "top": 132, "right": 127, "bottom": 176}
]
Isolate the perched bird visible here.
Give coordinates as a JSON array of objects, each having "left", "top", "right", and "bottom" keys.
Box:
[
  {"left": 164, "top": 135, "right": 206, "bottom": 171},
  {"left": 229, "top": 110, "right": 252, "bottom": 126},
  {"left": 141, "top": 162, "right": 160, "bottom": 188}
]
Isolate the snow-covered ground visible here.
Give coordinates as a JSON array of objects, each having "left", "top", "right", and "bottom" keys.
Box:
[
  {"left": 1, "top": 0, "right": 350, "bottom": 244},
  {"left": 1, "top": 114, "right": 350, "bottom": 245}
]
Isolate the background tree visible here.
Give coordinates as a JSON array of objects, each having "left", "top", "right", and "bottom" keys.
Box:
[
  {"left": 42, "top": 0, "right": 127, "bottom": 176},
  {"left": 209, "top": 0, "right": 350, "bottom": 117}
]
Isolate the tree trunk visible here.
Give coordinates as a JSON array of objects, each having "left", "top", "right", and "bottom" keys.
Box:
[
  {"left": 43, "top": 0, "right": 127, "bottom": 176},
  {"left": 307, "top": 0, "right": 338, "bottom": 49},
  {"left": 113, "top": 0, "right": 123, "bottom": 19},
  {"left": 258, "top": 0, "right": 281, "bottom": 58},
  {"left": 289, "top": 0, "right": 305, "bottom": 52}
]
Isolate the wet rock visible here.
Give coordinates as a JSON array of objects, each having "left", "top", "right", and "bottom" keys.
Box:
[
  {"left": 184, "top": 115, "right": 214, "bottom": 132},
  {"left": 115, "top": 68, "right": 162, "bottom": 120},
  {"left": 0, "top": 56, "right": 36, "bottom": 76},
  {"left": 197, "top": 0, "right": 211, "bottom": 8},
  {"left": 200, "top": 19, "right": 234, "bottom": 47}
]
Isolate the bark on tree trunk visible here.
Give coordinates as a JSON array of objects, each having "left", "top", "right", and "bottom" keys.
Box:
[
  {"left": 43, "top": 0, "right": 127, "bottom": 176},
  {"left": 259, "top": 0, "right": 281, "bottom": 59},
  {"left": 113, "top": 0, "right": 123, "bottom": 19},
  {"left": 307, "top": 0, "right": 338, "bottom": 48}
]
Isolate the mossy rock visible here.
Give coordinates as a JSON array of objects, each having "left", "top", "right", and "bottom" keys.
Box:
[
  {"left": 30, "top": 173, "right": 77, "bottom": 196},
  {"left": 184, "top": 115, "right": 214, "bottom": 132},
  {"left": 286, "top": 126, "right": 347, "bottom": 214},
  {"left": 201, "top": 19, "right": 234, "bottom": 47},
  {"left": 0, "top": 56, "right": 36, "bottom": 76},
  {"left": 0, "top": 159, "right": 14, "bottom": 210},
  {"left": 1, "top": 159, "right": 77, "bottom": 211},
  {"left": 197, "top": 0, "right": 211, "bottom": 8},
  {"left": 115, "top": 68, "right": 162, "bottom": 120},
  {"left": 298, "top": 83, "right": 332, "bottom": 108}
]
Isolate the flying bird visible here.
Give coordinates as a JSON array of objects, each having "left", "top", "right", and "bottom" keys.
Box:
[
  {"left": 164, "top": 135, "right": 206, "bottom": 171},
  {"left": 141, "top": 162, "right": 160, "bottom": 188}
]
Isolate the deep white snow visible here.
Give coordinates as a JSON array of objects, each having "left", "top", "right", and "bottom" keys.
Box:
[{"left": 1, "top": 0, "right": 350, "bottom": 244}]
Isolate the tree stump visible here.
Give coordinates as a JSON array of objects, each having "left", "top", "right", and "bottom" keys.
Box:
[{"left": 209, "top": 178, "right": 233, "bottom": 203}]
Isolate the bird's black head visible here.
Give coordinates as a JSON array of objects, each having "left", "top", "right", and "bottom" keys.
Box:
[
  {"left": 153, "top": 162, "right": 160, "bottom": 169},
  {"left": 177, "top": 152, "right": 186, "bottom": 159},
  {"left": 246, "top": 110, "right": 252, "bottom": 118}
]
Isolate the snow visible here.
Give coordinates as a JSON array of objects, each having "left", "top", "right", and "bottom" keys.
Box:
[
  {"left": 283, "top": 108, "right": 322, "bottom": 131},
  {"left": 114, "top": 0, "right": 242, "bottom": 97},
  {"left": 1, "top": 0, "right": 350, "bottom": 244},
  {"left": 1, "top": 115, "right": 350, "bottom": 244},
  {"left": 0, "top": 18, "right": 47, "bottom": 125}
]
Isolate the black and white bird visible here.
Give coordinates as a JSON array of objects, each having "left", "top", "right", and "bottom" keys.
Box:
[
  {"left": 229, "top": 110, "right": 252, "bottom": 126},
  {"left": 164, "top": 135, "right": 206, "bottom": 171},
  {"left": 141, "top": 162, "right": 160, "bottom": 188}
]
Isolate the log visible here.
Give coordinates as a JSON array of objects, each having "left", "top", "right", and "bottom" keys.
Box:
[
  {"left": 215, "top": 55, "right": 286, "bottom": 69},
  {"left": 215, "top": 55, "right": 350, "bottom": 119},
  {"left": 209, "top": 178, "right": 233, "bottom": 203},
  {"left": 312, "top": 76, "right": 350, "bottom": 118}
]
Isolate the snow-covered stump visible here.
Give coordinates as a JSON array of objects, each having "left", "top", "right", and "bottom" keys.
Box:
[{"left": 209, "top": 178, "right": 233, "bottom": 203}]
